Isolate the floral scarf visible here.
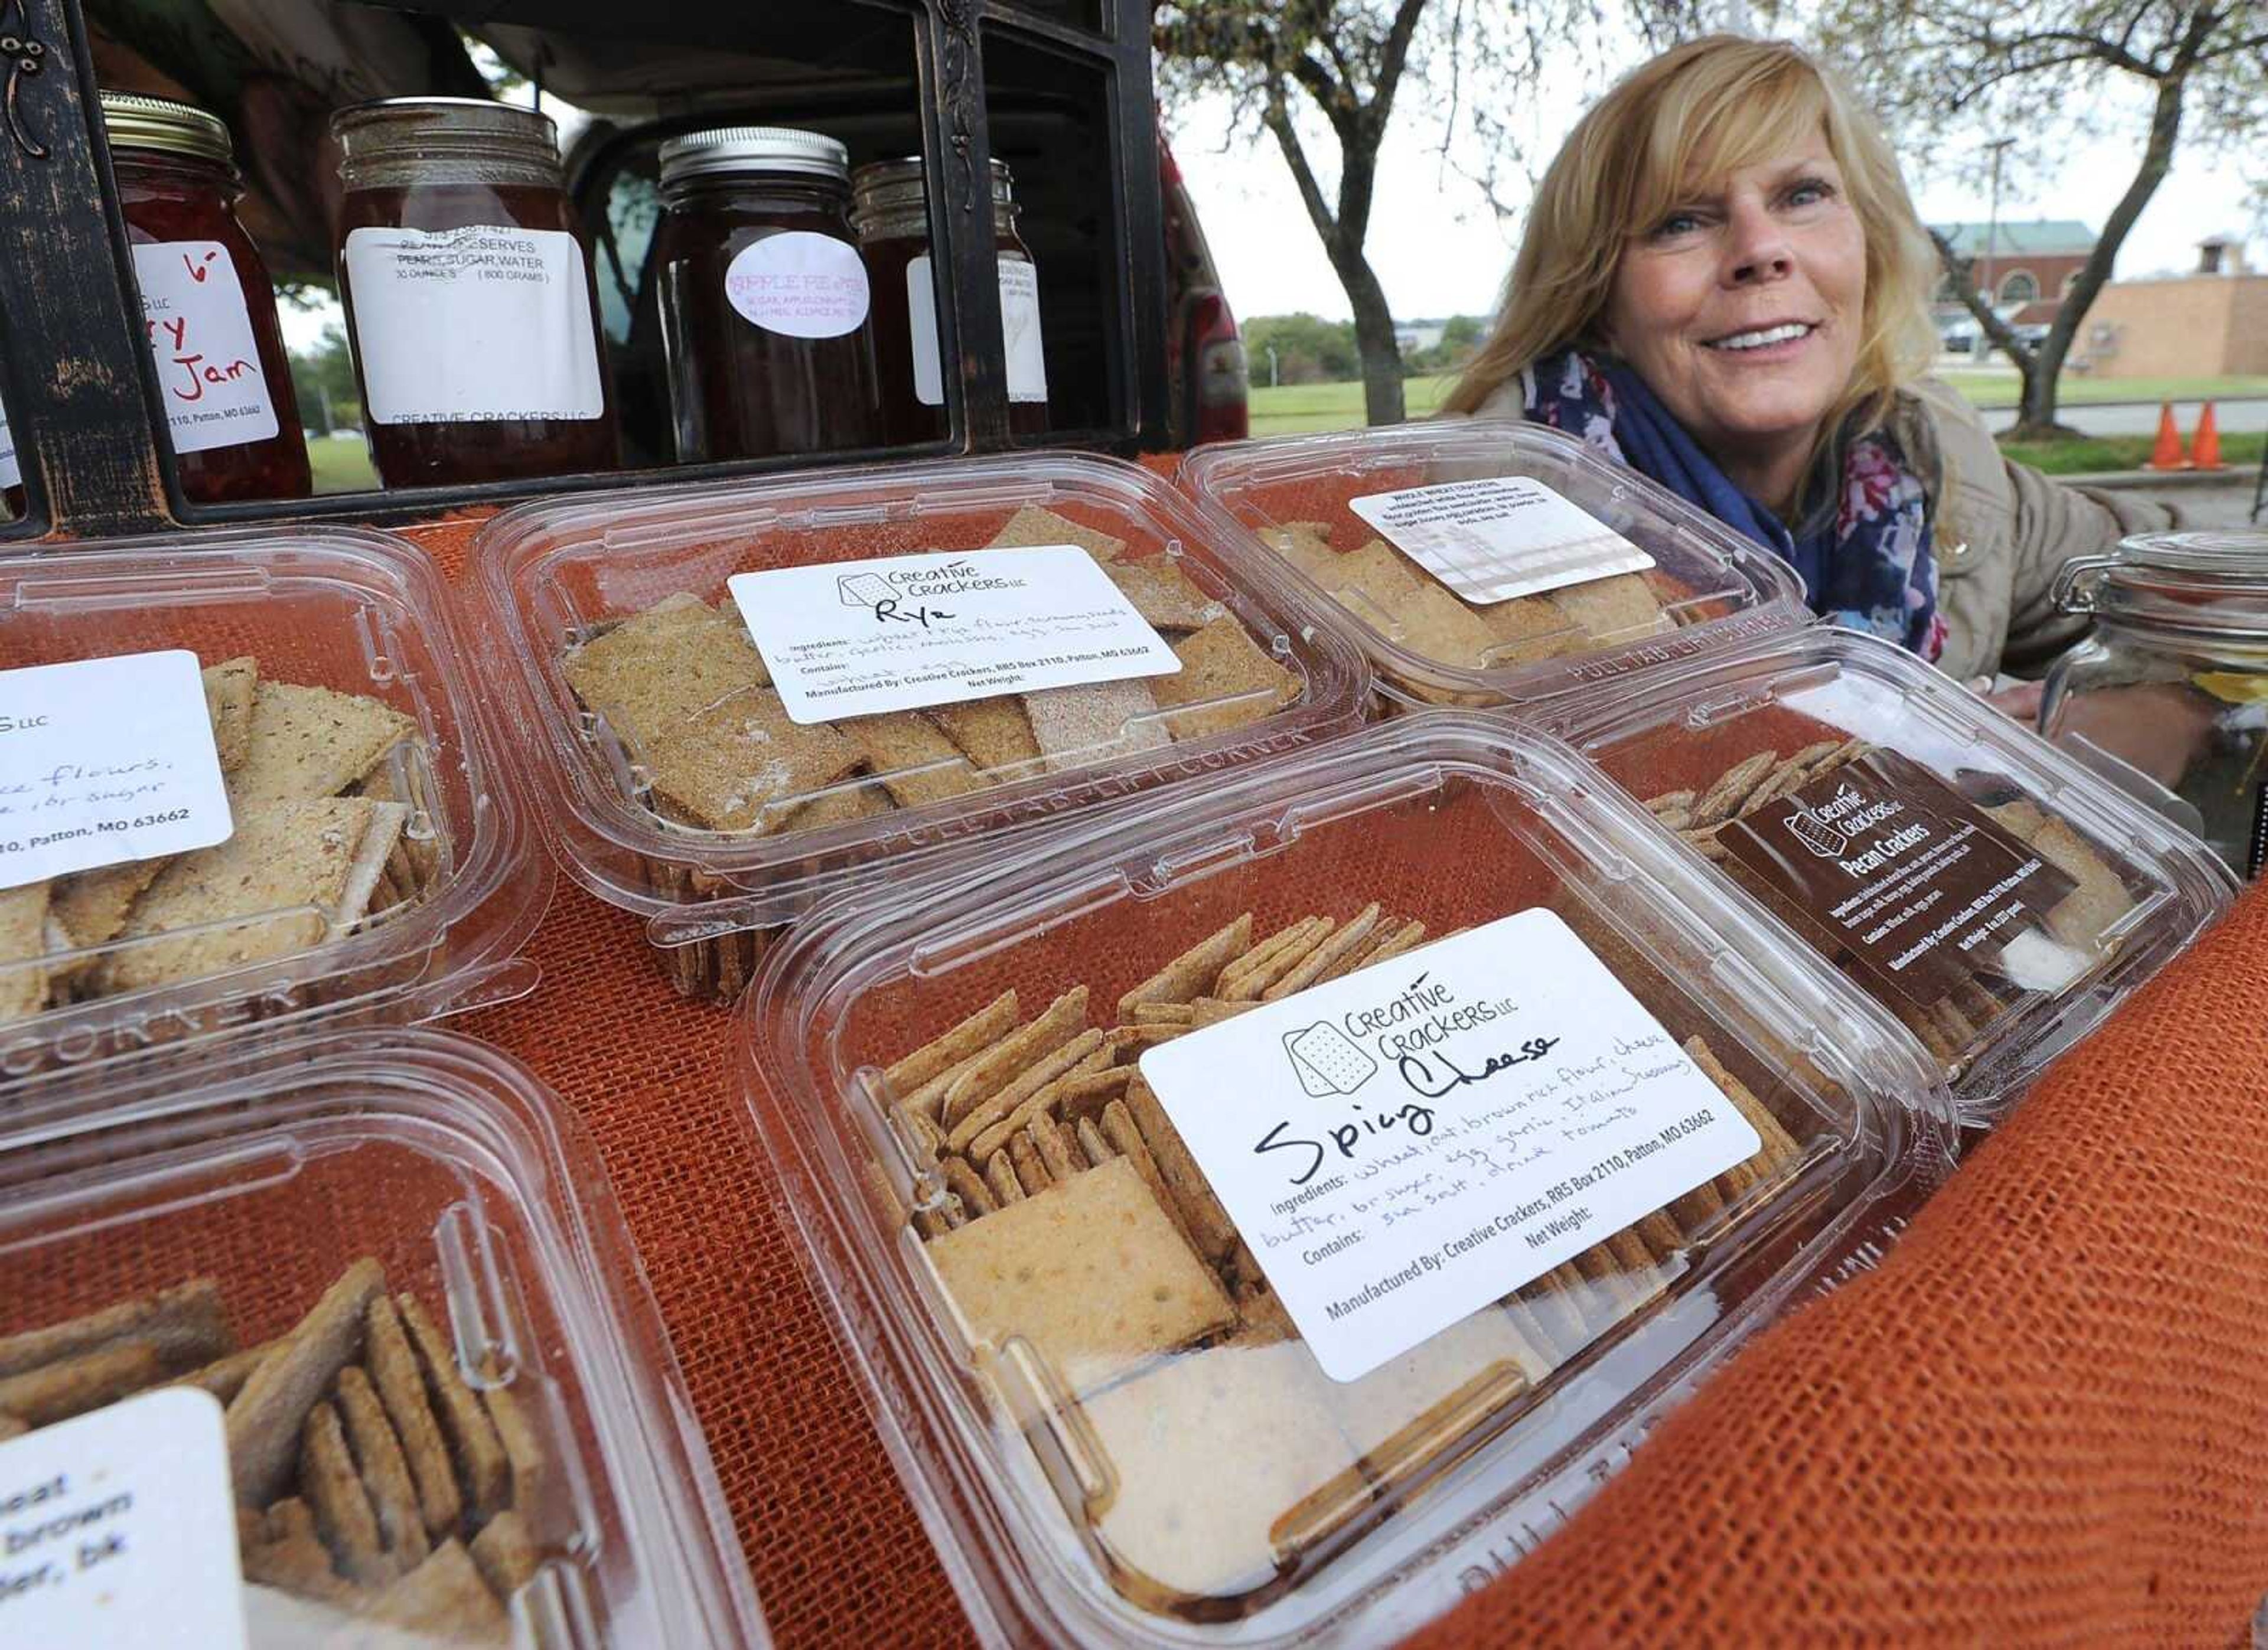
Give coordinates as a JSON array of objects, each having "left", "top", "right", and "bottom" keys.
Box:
[{"left": 1521, "top": 348, "right": 1946, "bottom": 660}]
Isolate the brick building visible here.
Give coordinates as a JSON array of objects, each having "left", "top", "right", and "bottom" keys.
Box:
[
  {"left": 1929, "top": 220, "right": 2097, "bottom": 357},
  {"left": 2076, "top": 239, "right": 2268, "bottom": 379}
]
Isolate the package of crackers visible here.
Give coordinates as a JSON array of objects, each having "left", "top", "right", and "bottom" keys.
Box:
[
  {"left": 0, "top": 1025, "right": 768, "bottom": 1647},
  {"left": 0, "top": 528, "right": 549, "bottom": 1096},
  {"left": 1555, "top": 625, "right": 2236, "bottom": 1126},
  {"left": 471, "top": 454, "right": 1370, "bottom": 1003},
  {"left": 1178, "top": 418, "right": 1808, "bottom": 710},
  {"left": 737, "top": 712, "right": 1948, "bottom": 1642}
]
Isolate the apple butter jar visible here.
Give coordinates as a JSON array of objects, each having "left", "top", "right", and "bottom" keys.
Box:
[
  {"left": 331, "top": 98, "right": 617, "bottom": 488},
  {"left": 101, "top": 92, "right": 309, "bottom": 503},
  {"left": 851, "top": 156, "right": 1049, "bottom": 444},
  {"left": 652, "top": 126, "right": 881, "bottom": 462}
]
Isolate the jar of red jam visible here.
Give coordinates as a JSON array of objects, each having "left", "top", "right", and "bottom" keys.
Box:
[
  {"left": 653, "top": 127, "right": 881, "bottom": 462},
  {"left": 100, "top": 92, "right": 310, "bottom": 504},
  {"left": 331, "top": 99, "right": 618, "bottom": 489},
  {"left": 851, "top": 156, "right": 1049, "bottom": 445}
]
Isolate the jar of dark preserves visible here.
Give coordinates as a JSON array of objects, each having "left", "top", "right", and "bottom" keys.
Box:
[
  {"left": 331, "top": 98, "right": 617, "bottom": 489},
  {"left": 851, "top": 156, "right": 1049, "bottom": 445},
  {"left": 653, "top": 127, "right": 880, "bottom": 462},
  {"left": 100, "top": 92, "right": 310, "bottom": 503}
]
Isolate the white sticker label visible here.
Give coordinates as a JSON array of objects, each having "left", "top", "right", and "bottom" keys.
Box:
[
  {"left": 0, "top": 1388, "right": 248, "bottom": 1646},
  {"left": 727, "top": 231, "right": 871, "bottom": 338},
  {"left": 0, "top": 650, "right": 233, "bottom": 889},
  {"left": 343, "top": 226, "right": 605, "bottom": 425},
  {"left": 1138, "top": 909, "right": 1761, "bottom": 1382},
  {"left": 907, "top": 255, "right": 1049, "bottom": 407},
  {"left": 130, "top": 242, "right": 279, "bottom": 456},
  {"left": 1350, "top": 477, "right": 1654, "bottom": 605},
  {"left": 0, "top": 394, "right": 19, "bottom": 490},
  {"left": 729, "top": 544, "right": 1180, "bottom": 725}
]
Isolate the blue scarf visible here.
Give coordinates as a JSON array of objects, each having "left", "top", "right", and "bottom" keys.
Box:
[{"left": 1521, "top": 348, "right": 1945, "bottom": 660}]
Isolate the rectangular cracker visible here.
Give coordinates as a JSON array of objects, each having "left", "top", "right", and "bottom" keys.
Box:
[
  {"left": 365, "top": 1296, "right": 461, "bottom": 1540},
  {"left": 364, "top": 1538, "right": 509, "bottom": 1640},
  {"left": 989, "top": 504, "right": 1125, "bottom": 561},
  {"left": 946, "top": 1028, "right": 1109, "bottom": 1154},
  {"left": 1683, "top": 1036, "right": 1801, "bottom": 1172},
  {"left": 1074, "top": 1114, "right": 1115, "bottom": 1166},
  {"left": 1029, "top": 1118, "right": 1079, "bottom": 1181},
  {"left": 941, "top": 1155, "right": 998, "bottom": 1218},
  {"left": 1313, "top": 537, "right": 1425, "bottom": 618},
  {"left": 201, "top": 656, "right": 259, "bottom": 773},
  {"left": 337, "top": 1365, "right": 429, "bottom": 1572},
  {"left": 1023, "top": 680, "right": 1172, "bottom": 772},
  {"left": 924, "top": 1156, "right": 1233, "bottom": 1396},
  {"left": 227, "top": 1257, "right": 385, "bottom": 1507},
  {"left": 0, "top": 882, "right": 48, "bottom": 1024},
  {"left": 941, "top": 986, "right": 1091, "bottom": 1128},
  {"left": 0, "top": 1278, "right": 227, "bottom": 1379},
  {"left": 394, "top": 1294, "right": 510, "bottom": 1524},
  {"left": 1132, "top": 1002, "right": 1196, "bottom": 1025},
  {"left": 836, "top": 711, "right": 982, "bottom": 811},
  {"left": 983, "top": 1150, "right": 1025, "bottom": 1206},
  {"left": 1122, "top": 1075, "right": 1240, "bottom": 1264},
  {"left": 229, "top": 680, "right": 415, "bottom": 808},
  {"left": 1008, "top": 1129, "right": 1052, "bottom": 1194},
  {"left": 959, "top": 1045, "right": 1117, "bottom": 1162},
  {"left": 642, "top": 687, "right": 863, "bottom": 833},
  {"left": 1189, "top": 997, "right": 1259, "bottom": 1028},
  {"left": 170, "top": 1341, "right": 274, "bottom": 1406},
  {"left": 1117, "top": 914, "right": 1253, "bottom": 1020},
  {"left": 1392, "top": 579, "right": 1500, "bottom": 670},
  {"left": 0, "top": 1341, "right": 164, "bottom": 1426},
  {"left": 480, "top": 1370, "right": 546, "bottom": 1517},
  {"left": 1145, "top": 615, "right": 1300, "bottom": 741},
  {"left": 1106, "top": 561, "right": 1224, "bottom": 632},
  {"left": 928, "top": 696, "right": 1044, "bottom": 772},
  {"left": 303, "top": 1400, "right": 393, "bottom": 1584},
  {"left": 1263, "top": 903, "right": 1381, "bottom": 1001},
  {"left": 1220, "top": 916, "right": 1333, "bottom": 1002},
  {"left": 468, "top": 1507, "right": 542, "bottom": 1599},
  {"left": 1335, "top": 918, "right": 1428, "bottom": 981},
  {"left": 563, "top": 594, "right": 772, "bottom": 747}
]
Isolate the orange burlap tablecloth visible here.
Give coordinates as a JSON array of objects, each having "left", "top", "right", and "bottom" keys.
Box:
[{"left": 408, "top": 509, "right": 2268, "bottom": 1649}]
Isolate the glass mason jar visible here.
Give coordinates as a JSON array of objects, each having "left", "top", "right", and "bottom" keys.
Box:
[
  {"left": 331, "top": 98, "right": 618, "bottom": 489},
  {"left": 850, "top": 156, "right": 1050, "bottom": 445},
  {"left": 652, "top": 126, "right": 881, "bottom": 462},
  {"left": 101, "top": 92, "right": 311, "bottom": 503},
  {"left": 2042, "top": 531, "right": 2268, "bottom": 879}
]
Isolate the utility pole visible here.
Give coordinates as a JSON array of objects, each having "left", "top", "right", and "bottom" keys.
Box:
[
  {"left": 1266, "top": 344, "right": 1279, "bottom": 389},
  {"left": 1982, "top": 136, "right": 2015, "bottom": 361}
]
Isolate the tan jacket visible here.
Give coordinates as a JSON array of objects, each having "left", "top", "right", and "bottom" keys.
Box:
[{"left": 1469, "top": 374, "right": 2175, "bottom": 680}]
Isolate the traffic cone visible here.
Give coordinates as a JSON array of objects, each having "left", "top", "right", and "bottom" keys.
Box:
[
  {"left": 2146, "top": 402, "right": 2188, "bottom": 470},
  {"left": 2191, "top": 402, "right": 2224, "bottom": 471}
]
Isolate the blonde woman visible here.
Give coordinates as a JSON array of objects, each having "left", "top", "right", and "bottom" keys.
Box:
[{"left": 1447, "top": 36, "right": 2175, "bottom": 697}]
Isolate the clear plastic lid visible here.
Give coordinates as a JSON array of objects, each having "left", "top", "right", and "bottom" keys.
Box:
[
  {"left": 2053, "top": 530, "right": 2268, "bottom": 642},
  {"left": 1556, "top": 625, "right": 2238, "bottom": 1125},
  {"left": 471, "top": 454, "right": 1370, "bottom": 949},
  {"left": 737, "top": 711, "right": 1944, "bottom": 1645},
  {"left": 0, "top": 527, "right": 549, "bottom": 1100},
  {"left": 0, "top": 1026, "right": 767, "bottom": 1647},
  {"left": 1178, "top": 419, "right": 1808, "bottom": 708}
]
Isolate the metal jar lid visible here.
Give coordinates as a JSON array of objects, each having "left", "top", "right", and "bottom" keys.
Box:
[
  {"left": 659, "top": 126, "right": 849, "bottom": 187},
  {"left": 330, "top": 97, "right": 563, "bottom": 190},
  {"left": 2052, "top": 531, "right": 2268, "bottom": 643},
  {"left": 99, "top": 90, "right": 234, "bottom": 167},
  {"left": 850, "top": 156, "right": 1015, "bottom": 239}
]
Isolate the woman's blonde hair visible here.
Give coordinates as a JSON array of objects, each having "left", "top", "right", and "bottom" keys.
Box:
[{"left": 1445, "top": 36, "right": 1940, "bottom": 462}]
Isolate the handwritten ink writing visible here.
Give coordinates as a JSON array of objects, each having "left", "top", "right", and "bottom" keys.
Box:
[{"left": 1398, "top": 1036, "right": 1559, "bottom": 1097}]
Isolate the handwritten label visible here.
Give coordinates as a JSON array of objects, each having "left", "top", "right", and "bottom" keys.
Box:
[
  {"left": 1350, "top": 477, "right": 1653, "bottom": 604},
  {"left": 908, "top": 253, "right": 1049, "bottom": 407},
  {"left": 729, "top": 544, "right": 1179, "bottom": 725},
  {"left": 343, "top": 226, "right": 605, "bottom": 425},
  {"left": 727, "top": 231, "right": 870, "bottom": 339},
  {"left": 1138, "top": 909, "right": 1758, "bottom": 1381},
  {"left": 0, "top": 1388, "right": 247, "bottom": 1646},
  {"left": 129, "top": 242, "right": 279, "bottom": 456},
  {"left": 0, "top": 650, "right": 232, "bottom": 889}
]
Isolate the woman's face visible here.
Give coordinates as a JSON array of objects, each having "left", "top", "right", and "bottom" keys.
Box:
[{"left": 1604, "top": 145, "right": 1866, "bottom": 494}]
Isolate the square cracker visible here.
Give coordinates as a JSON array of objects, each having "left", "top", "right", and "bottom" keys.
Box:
[
  {"left": 1477, "top": 593, "right": 1582, "bottom": 658},
  {"left": 1322, "top": 1307, "right": 1539, "bottom": 1468},
  {"left": 229, "top": 681, "right": 416, "bottom": 808},
  {"left": 989, "top": 504, "right": 1125, "bottom": 562},
  {"left": 1024, "top": 680, "right": 1172, "bottom": 772},
  {"left": 1105, "top": 562, "right": 1223, "bottom": 632},
  {"left": 563, "top": 594, "right": 772, "bottom": 747},
  {"left": 1314, "top": 539, "right": 1425, "bottom": 622},
  {"left": 1390, "top": 581, "right": 1499, "bottom": 670},
  {"left": 839, "top": 712, "right": 982, "bottom": 810},
  {"left": 641, "top": 688, "right": 862, "bottom": 833},
  {"left": 49, "top": 860, "right": 169, "bottom": 970},
  {"left": 1147, "top": 616, "right": 1301, "bottom": 741},
  {"left": 201, "top": 656, "right": 258, "bottom": 774},
  {"left": 930, "top": 697, "right": 1043, "bottom": 772},
  {"left": 1257, "top": 521, "right": 1341, "bottom": 581},
  {"left": 1079, "top": 1340, "right": 1366, "bottom": 1607},
  {"left": 1547, "top": 572, "right": 1670, "bottom": 643},
  {"left": 924, "top": 1156, "right": 1234, "bottom": 1397},
  {"left": 0, "top": 882, "right": 48, "bottom": 1024}
]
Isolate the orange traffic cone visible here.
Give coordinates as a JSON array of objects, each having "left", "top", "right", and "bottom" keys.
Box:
[
  {"left": 2191, "top": 402, "right": 2224, "bottom": 471},
  {"left": 2146, "top": 401, "right": 2188, "bottom": 470}
]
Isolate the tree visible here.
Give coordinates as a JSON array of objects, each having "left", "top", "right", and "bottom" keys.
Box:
[
  {"left": 1809, "top": 1, "right": 2268, "bottom": 439},
  {"left": 1243, "top": 312, "right": 1361, "bottom": 383},
  {"left": 289, "top": 325, "right": 360, "bottom": 436}
]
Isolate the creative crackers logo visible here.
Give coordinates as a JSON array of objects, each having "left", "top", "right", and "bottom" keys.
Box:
[{"left": 835, "top": 557, "right": 1027, "bottom": 630}]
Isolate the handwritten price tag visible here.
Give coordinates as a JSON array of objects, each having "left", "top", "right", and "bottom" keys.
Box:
[{"left": 130, "top": 242, "right": 279, "bottom": 457}]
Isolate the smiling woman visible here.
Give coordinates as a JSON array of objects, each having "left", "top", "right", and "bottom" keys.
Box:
[{"left": 1446, "top": 37, "right": 2179, "bottom": 687}]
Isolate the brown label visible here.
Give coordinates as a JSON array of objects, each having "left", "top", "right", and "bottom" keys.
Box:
[{"left": 1720, "top": 750, "right": 2077, "bottom": 1013}]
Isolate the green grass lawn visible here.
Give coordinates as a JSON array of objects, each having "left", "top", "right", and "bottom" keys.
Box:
[
  {"left": 1937, "top": 371, "right": 2268, "bottom": 410},
  {"left": 307, "top": 434, "right": 379, "bottom": 494},
  {"left": 1998, "top": 429, "right": 2265, "bottom": 475}
]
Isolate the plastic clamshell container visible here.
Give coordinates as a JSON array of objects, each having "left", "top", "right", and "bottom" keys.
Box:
[
  {"left": 472, "top": 454, "right": 1370, "bottom": 1001},
  {"left": 1555, "top": 625, "right": 2238, "bottom": 1126},
  {"left": 737, "top": 710, "right": 1946, "bottom": 1647},
  {"left": 0, "top": 527, "right": 549, "bottom": 1098},
  {"left": 1178, "top": 418, "right": 1808, "bottom": 709},
  {"left": 0, "top": 1026, "right": 767, "bottom": 1647}
]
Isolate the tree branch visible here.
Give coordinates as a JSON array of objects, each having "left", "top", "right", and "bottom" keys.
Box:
[
  {"left": 1928, "top": 228, "right": 2036, "bottom": 370},
  {"left": 1263, "top": 89, "right": 1344, "bottom": 253}
]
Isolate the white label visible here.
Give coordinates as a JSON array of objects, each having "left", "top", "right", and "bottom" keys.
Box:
[
  {"left": 1138, "top": 909, "right": 1761, "bottom": 1382},
  {"left": 726, "top": 231, "right": 870, "bottom": 338},
  {"left": 1350, "top": 477, "right": 1654, "bottom": 605},
  {"left": 0, "top": 650, "right": 232, "bottom": 889},
  {"left": 907, "top": 254, "right": 1048, "bottom": 407},
  {"left": 0, "top": 1388, "right": 248, "bottom": 1646},
  {"left": 130, "top": 242, "right": 279, "bottom": 456},
  {"left": 0, "top": 395, "right": 18, "bottom": 490},
  {"left": 343, "top": 226, "right": 605, "bottom": 425},
  {"left": 729, "top": 544, "right": 1180, "bottom": 725}
]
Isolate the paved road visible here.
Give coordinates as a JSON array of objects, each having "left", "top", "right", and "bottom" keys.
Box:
[{"left": 1979, "top": 397, "right": 2268, "bottom": 438}]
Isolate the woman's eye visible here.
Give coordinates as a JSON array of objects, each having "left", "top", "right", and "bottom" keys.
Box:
[
  {"left": 1652, "top": 210, "right": 1705, "bottom": 239},
  {"left": 1785, "top": 178, "right": 1835, "bottom": 208}
]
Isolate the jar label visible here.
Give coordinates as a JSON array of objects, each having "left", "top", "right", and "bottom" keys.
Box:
[
  {"left": 908, "top": 253, "right": 1050, "bottom": 407},
  {"left": 0, "top": 650, "right": 233, "bottom": 889},
  {"left": 728, "top": 543, "right": 1180, "bottom": 725},
  {"left": 0, "top": 1390, "right": 248, "bottom": 1647},
  {"left": 1349, "top": 477, "right": 1655, "bottom": 605},
  {"left": 129, "top": 242, "right": 280, "bottom": 456},
  {"left": 1136, "top": 908, "right": 1761, "bottom": 1382},
  {"left": 343, "top": 226, "right": 605, "bottom": 425},
  {"left": 725, "top": 232, "right": 870, "bottom": 339}
]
